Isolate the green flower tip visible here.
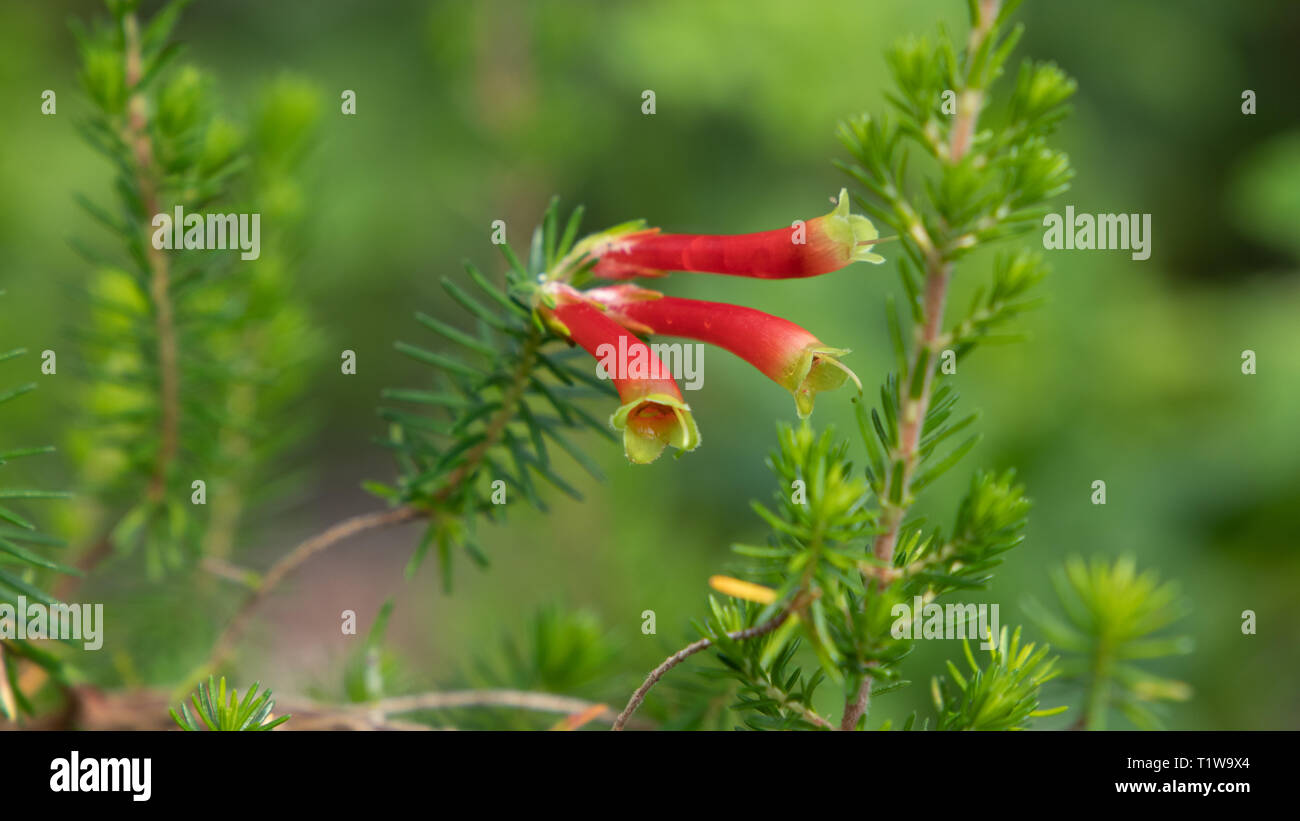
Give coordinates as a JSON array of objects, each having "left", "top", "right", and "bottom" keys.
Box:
[
  {"left": 790, "top": 345, "right": 862, "bottom": 419},
  {"left": 820, "top": 188, "right": 886, "bottom": 266},
  {"left": 610, "top": 393, "right": 701, "bottom": 464}
]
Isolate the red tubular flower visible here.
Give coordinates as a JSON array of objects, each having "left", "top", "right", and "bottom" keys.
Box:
[
  {"left": 546, "top": 301, "right": 701, "bottom": 464},
  {"left": 585, "top": 285, "right": 861, "bottom": 418},
  {"left": 586, "top": 189, "right": 885, "bottom": 280}
]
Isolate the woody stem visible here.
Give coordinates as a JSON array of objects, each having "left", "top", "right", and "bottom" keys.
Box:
[{"left": 841, "top": 0, "right": 998, "bottom": 732}]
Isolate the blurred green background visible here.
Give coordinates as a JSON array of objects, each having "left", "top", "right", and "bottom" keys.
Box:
[{"left": 1, "top": 0, "right": 1297, "bottom": 729}]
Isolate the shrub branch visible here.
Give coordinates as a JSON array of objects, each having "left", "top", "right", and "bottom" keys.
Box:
[
  {"left": 122, "top": 13, "right": 179, "bottom": 504},
  {"left": 841, "top": 1, "right": 997, "bottom": 732}
]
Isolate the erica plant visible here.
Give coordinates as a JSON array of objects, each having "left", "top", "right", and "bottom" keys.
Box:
[{"left": 3, "top": 0, "right": 1195, "bottom": 736}]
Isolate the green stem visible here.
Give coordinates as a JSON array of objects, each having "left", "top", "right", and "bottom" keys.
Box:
[
  {"left": 842, "top": 0, "right": 999, "bottom": 732},
  {"left": 1083, "top": 646, "right": 1112, "bottom": 731}
]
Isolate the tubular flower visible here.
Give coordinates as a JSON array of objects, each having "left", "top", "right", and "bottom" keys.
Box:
[
  {"left": 547, "top": 300, "right": 701, "bottom": 464},
  {"left": 585, "top": 285, "right": 861, "bottom": 418},
  {"left": 588, "top": 188, "right": 885, "bottom": 280}
]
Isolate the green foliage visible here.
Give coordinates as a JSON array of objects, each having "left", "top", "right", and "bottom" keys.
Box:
[
  {"left": 196, "top": 76, "right": 325, "bottom": 562},
  {"left": 855, "top": 378, "right": 984, "bottom": 512},
  {"left": 71, "top": 0, "right": 322, "bottom": 576},
  {"left": 948, "top": 249, "right": 1048, "bottom": 358},
  {"left": 699, "top": 598, "right": 831, "bottom": 730},
  {"left": 684, "top": 421, "right": 1042, "bottom": 730},
  {"left": 170, "top": 675, "right": 290, "bottom": 731},
  {"left": 736, "top": 424, "right": 875, "bottom": 603},
  {"left": 1025, "top": 556, "right": 1193, "bottom": 729},
  {"left": 895, "top": 468, "right": 1032, "bottom": 598},
  {"left": 729, "top": 424, "right": 906, "bottom": 688},
  {"left": 373, "top": 198, "right": 616, "bottom": 589},
  {"left": 932, "top": 626, "right": 1064, "bottom": 731},
  {"left": 0, "top": 293, "right": 73, "bottom": 720},
  {"left": 836, "top": 12, "right": 1074, "bottom": 292},
  {"left": 340, "top": 599, "right": 399, "bottom": 704}
]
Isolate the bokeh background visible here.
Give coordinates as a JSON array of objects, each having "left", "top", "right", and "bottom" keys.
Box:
[{"left": 1, "top": 0, "right": 1297, "bottom": 729}]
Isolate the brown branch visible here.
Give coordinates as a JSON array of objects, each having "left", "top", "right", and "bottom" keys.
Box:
[
  {"left": 859, "top": 542, "right": 961, "bottom": 586},
  {"left": 199, "top": 556, "right": 260, "bottom": 587},
  {"left": 612, "top": 601, "right": 803, "bottom": 731},
  {"left": 367, "top": 689, "right": 615, "bottom": 722},
  {"left": 840, "top": 671, "right": 873, "bottom": 731}
]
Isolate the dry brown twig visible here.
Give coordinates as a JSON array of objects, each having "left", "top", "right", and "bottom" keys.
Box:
[
  {"left": 0, "top": 685, "right": 622, "bottom": 731},
  {"left": 612, "top": 591, "right": 819, "bottom": 731}
]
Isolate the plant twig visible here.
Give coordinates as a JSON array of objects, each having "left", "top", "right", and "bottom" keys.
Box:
[
  {"left": 54, "top": 14, "right": 178, "bottom": 602},
  {"left": 0, "top": 642, "right": 17, "bottom": 721},
  {"left": 612, "top": 603, "right": 800, "bottom": 731},
  {"left": 367, "top": 689, "right": 614, "bottom": 721},
  {"left": 122, "top": 13, "right": 179, "bottom": 504},
  {"left": 762, "top": 682, "right": 836, "bottom": 730},
  {"left": 869, "top": 260, "right": 951, "bottom": 567},
  {"left": 841, "top": 217, "right": 954, "bottom": 733}
]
